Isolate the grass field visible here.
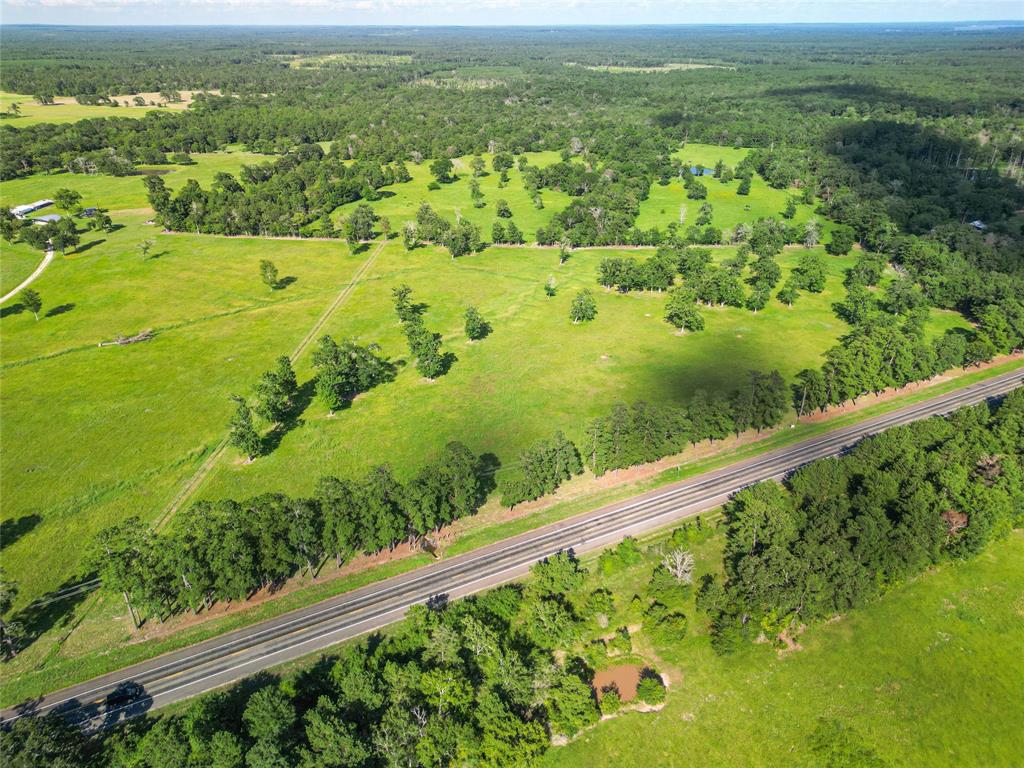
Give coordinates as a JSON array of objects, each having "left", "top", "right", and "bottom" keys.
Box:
[
  {"left": 0, "top": 150, "right": 267, "bottom": 213},
  {"left": 0, "top": 144, "right": 982, "bottom": 707},
  {"left": 0, "top": 146, "right": 973, "bottom": 613},
  {"left": 0, "top": 91, "right": 200, "bottom": 127},
  {"left": 334, "top": 151, "right": 570, "bottom": 238},
  {"left": 547, "top": 530, "right": 1024, "bottom": 768},
  {"left": 0, "top": 239, "right": 44, "bottom": 295}
]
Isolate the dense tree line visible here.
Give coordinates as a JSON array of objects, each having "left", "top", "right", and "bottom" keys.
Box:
[
  {"left": 700, "top": 389, "right": 1024, "bottom": 651},
  {"left": 87, "top": 442, "right": 487, "bottom": 623},
  {"left": 582, "top": 370, "right": 788, "bottom": 476}
]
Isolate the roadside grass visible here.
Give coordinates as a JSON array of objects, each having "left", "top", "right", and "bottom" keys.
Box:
[
  {"left": 0, "top": 150, "right": 268, "bottom": 213},
  {"left": 333, "top": 150, "right": 570, "bottom": 239},
  {"left": 547, "top": 530, "right": 1024, "bottom": 768}
]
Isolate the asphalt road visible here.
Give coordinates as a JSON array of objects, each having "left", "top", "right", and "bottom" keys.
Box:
[{"left": 5, "top": 366, "right": 1022, "bottom": 730}]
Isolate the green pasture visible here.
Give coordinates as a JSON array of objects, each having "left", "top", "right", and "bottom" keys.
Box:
[
  {"left": 0, "top": 91, "right": 166, "bottom": 127},
  {"left": 548, "top": 530, "right": 1024, "bottom": 768},
  {"left": 0, "top": 218, "right": 365, "bottom": 606},
  {"left": 0, "top": 239, "right": 44, "bottom": 295},
  {"left": 637, "top": 144, "right": 824, "bottom": 233},
  {"left": 334, "top": 151, "right": 570, "bottom": 240},
  {"left": 0, "top": 151, "right": 267, "bottom": 213}
]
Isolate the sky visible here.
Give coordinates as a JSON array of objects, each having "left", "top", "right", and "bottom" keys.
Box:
[{"left": 0, "top": 0, "right": 1022, "bottom": 27}]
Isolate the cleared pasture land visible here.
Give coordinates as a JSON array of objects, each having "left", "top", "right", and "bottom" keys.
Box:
[
  {"left": 0, "top": 90, "right": 214, "bottom": 127},
  {"left": 0, "top": 147, "right": 971, "bottom": 613}
]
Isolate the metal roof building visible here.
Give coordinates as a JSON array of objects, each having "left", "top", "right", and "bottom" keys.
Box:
[{"left": 11, "top": 199, "right": 54, "bottom": 219}]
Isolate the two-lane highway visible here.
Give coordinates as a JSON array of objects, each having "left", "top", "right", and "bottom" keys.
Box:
[{"left": 5, "top": 366, "right": 1021, "bottom": 729}]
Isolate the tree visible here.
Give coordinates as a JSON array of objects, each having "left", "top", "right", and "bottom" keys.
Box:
[
  {"left": 793, "top": 368, "right": 828, "bottom": 416},
  {"left": 491, "top": 152, "right": 514, "bottom": 172},
  {"left": 469, "top": 155, "right": 486, "bottom": 177},
  {"left": 777, "top": 278, "right": 799, "bottom": 307},
  {"left": 506, "top": 220, "right": 524, "bottom": 244},
  {"left": 544, "top": 276, "right": 557, "bottom": 297},
  {"left": 260, "top": 259, "right": 279, "bottom": 290},
  {"left": 492, "top": 220, "right": 506, "bottom": 244},
  {"left": 664, "top": 286, "right": 705, "bottom": 333},
  {"left": 254, "top": 356, "right": 297, "bottom": 424},
  {"left": 803, "top": 218, "right": 821, "bottom": 247},
  {"left": 662, "top": 548, "right": 695, "bottom": 583},
  {"left": 21, "top": 288, "right": 42, "bottom": 321},
  {"left": 429, "top": 157, "right": 455, "bottom": 184},
  {"left": 53, "top": 188, "right": 82, "bottom": 212},
  {"left": 793, "top": 250, "right": 827, "bottom": 292},
  {"left": 344, "top": 204, "right": 377, "bottom": 245},
  {"left": 826, "top": 224, "right": 856, "bottom": 255},
  {"left": 495, "top": 199, "right": 512, "bottom": 218},
  {"left": 50, "top": 219, "right": 79, "bottom": 255},
  {"left": 228, "top": 395, "right": 261, "bottom": 461},
  {"left": 546, "top": 673, "right": 599, "bottom": 737},
  {"left": 737, "top": 177, "right": 751, "bottom": 195},
  {"left": 782, "top": 197, "right": 797, "bottom": 219},
  {"left": 446, "top": 219, "right": 481, "bottom": 259},
  {"left": 686, "top": 180, "right": 708, "bottom": 200},
  {"left": 469, "top": 177, "right": 484, "bottom": 207},
  {"left": 0, "top": 570, "right": 23, "bottom": 659},
  {"left": 464, "top": 306, "right": 489, "bottom": 340},
  {"left": 379, "top": 216, "right": 391, "bottom": 240},
  {"left": 0, "top": 712, "right": 90, "bottom": 768},
  {"left": 570, "top": 289, "right": 597, "bottom": 324}
]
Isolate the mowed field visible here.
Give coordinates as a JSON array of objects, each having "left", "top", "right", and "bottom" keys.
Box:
[
  {"left": 547, "top": 531, "right": 1024, "bottom": 768},
  {"left": 0, "top": 145, "right": 970, "bottom": 615}
]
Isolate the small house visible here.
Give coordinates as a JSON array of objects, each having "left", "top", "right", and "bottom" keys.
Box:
[
  {"left": 32, "top": 213, "right": 62, "bottom": 225},
  {"left": 79, "top": 207, "right": 98, "bottom": 218},
  {"left": 969, "top": 220, "right": 987, "bottom": 231}
]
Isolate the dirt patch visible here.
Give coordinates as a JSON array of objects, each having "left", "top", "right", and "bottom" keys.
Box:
[{"left": 593, "top": 664, "right": 642, "bottom": 702}]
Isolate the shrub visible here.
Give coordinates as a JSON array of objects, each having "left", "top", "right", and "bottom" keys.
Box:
[
  {"left": 608, "top": 627, "right": 632, "bottom": 656},
  {"left": 600, "top": 684, "right": 621, "bottom": 715},
  {"left": 636, "top": 669, "right": 666, "bottom": 705}
]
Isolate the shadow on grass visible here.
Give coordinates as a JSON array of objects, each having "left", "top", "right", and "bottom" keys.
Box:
[
  {"left": 45, "top": 303, "right": 75, "bottom": 318},
  {"left": 0, "top": 514, "right": 42, "bottom": 548},
  {"left": 73, "top": 239, "right": 105, "bottom": 255},
  {"left": 276, "top": 275, "right": 298, "bottom": 290},
  {"left": 11, "top": 574, "right": 96, "bottom": 653},
  {"left": 1, "top": 303, "right": 25, "bottom": 319},
  {"left": 260, "top": 377, "right": 317, "bottom": 456}
]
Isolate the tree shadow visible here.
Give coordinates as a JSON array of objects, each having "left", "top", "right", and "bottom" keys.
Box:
[
  {"left": 1, "top": 303, "right": 25, "bottom": 319},
  {"left": 437, "top": 350, "right": 458, "bottom": 378},
  {"left": 11, "top": 574, "right": 96, "bottom": 650},
  {"left": 276, "top": 275, "right": 298, "bottom": 290},
  {"left": 475, "top": 452, "right": 501, "bottom": 500},
  {"left": 147, "top": 250, "right": 170, "bottom": 260},
  {"left": 350, "top": 242, "right": 371, "bottom": 255},
  {"left": 45, "top": 303, "right": 75, "bottom": 318},
  {"left": 74, "top": 239, "right": 105, "bottom": 254},
  {"left": 260, "top": 377, "right": 317, "bottom": 455},
  {"left": 0, "top": 514, "right": 41, "bottom": 548}
]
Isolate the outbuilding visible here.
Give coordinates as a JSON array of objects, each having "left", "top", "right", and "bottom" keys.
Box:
[
  {"left": 11, "top": 199, "right": 54, "bottom": 219},
  {"left": 32, "top": 213, "right": 62, "bottom": 225}
]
